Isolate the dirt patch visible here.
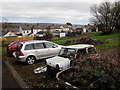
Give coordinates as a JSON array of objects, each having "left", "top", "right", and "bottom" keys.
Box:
[{"left": 65, "top": 37, "right": 107, "bottom": 45}]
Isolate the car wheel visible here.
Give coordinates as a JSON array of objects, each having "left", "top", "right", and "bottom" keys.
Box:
[
  {"left": 26, "top": 56, "right": 36, "bottom": 65},
  {"left": 12, "top": 51, "right": 15, "bottom": 56}
]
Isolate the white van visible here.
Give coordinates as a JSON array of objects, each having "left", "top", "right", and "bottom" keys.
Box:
[{"left": 46, "top": 44, "right": 98, "bottom": 71}]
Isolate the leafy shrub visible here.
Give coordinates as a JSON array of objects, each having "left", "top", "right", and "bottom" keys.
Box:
[
  {"left": 2, "top": 37, "right": 34, "bottom": 47},
  {"left": 38, "top": 83, "right": 46, "bottom": 88},
  {"left": 59, "top": 55, "right": 120, "bottom": 88}
]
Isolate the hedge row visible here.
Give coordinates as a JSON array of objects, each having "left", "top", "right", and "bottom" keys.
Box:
[{"left": 1, "top": 37, "right": 34, "bottom": 46}]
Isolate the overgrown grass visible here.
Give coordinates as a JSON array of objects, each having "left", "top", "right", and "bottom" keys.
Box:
[{"left": 52, "top": 31, "right": 120, "bottom": 47}]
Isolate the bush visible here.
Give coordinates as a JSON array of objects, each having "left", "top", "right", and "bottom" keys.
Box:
[
  {"left": 65, "top": 37, "right": 107, "bottom": 45},
  {"left": 59, "top": 54, "right": 120, "bottom": 88},
  {"left": 2, "top": 37, "right": 34, "bottom": 46}
]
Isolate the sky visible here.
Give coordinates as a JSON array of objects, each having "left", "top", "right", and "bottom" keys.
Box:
[{"left": 0, "top": 0, "right": 117, "bottom": 25}]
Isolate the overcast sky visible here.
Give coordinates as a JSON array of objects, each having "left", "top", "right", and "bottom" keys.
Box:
[{"left": 0, "top": 0, "right": 117, "bottom": 25}]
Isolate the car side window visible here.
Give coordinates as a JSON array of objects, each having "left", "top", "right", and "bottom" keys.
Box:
[
  {"left": 76, "top": 49, "right": 87, "bottom": 58},
  {"left": 25, "top": 44, "right": 34, "bottom": 50},
  {"left": 45, "top": 42, "right": 58, "bottom": 48},
  {"left": 88, "top": 47, "right": 97, "bottom": 54},
  {"left": 34, "top": 43, "right": 45, "bottom": 49}
]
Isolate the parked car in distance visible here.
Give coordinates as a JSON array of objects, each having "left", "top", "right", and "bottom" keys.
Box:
[
  {"left": 14, "top": 40, "right": 64, "bottom": 65},
  {"left": 46, "top": 44, "right": 98, "bottom": 71},
  {"left": 7, "top": 40, "right": 28, "bottom": 56},
  {"left": 35, "top": 31, "right": 46, "bottom": 37}
]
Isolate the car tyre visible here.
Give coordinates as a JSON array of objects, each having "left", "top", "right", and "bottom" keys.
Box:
[
  {"left": 12, "top": 51, "right": 15, "bottom": 56},
  {"left": 26, "top": 56, "right": 36, "bottom": 65}
]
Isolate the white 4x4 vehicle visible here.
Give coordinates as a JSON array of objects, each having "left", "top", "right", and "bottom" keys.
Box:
[
  {"left": 46, "top": 44, "right": 98, "bottom": 71},
  {"left": 14, "top": 40, "right": 63, "bottom": 64}
]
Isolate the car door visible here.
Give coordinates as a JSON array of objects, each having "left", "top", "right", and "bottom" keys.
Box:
[
  {"left": 44, "top": 42, "right": 61, "bottom": 56},
  {"left": 24, "top": 44, "right": 36, "bottom": 57},
  {"left": 34, "top": 43, "right": 48, "bottom": 59},
  {"left": 11, "top": 42, "right": 20, "bottom": 52}
]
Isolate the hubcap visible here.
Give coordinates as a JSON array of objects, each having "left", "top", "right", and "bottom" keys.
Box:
[{"left": 27, "top": 57, "right": 35, "bottom": 64}]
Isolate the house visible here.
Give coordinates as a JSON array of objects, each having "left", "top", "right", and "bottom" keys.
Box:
[
  {"left": 2, "top": 31, "right": 17, "bottom": 38},
  {"left": 60, "top": 25, "right": 69, "bottom": 32},
  {"left": 83, "top": 25, "right": 98, "bottom": 33},
  {"left": 48, "top": 24, "right": 61, "bottom": 32},
  {"left": 2, "top": 27, "right": 21, "bottom": 38},
  {"left": 45, "top": 24, "right": 70, "bottom": 33},
  {"left": 75, "top": 25, "right": 84, "bottom": 34},
  {"left": 19, "top": 25, "right": 32, "bottom": 37}
]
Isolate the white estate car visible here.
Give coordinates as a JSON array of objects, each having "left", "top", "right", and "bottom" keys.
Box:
[
  {"left": 46, "top": 44, "right": 98, "bottom": 71},
  {"left": 14, "top": 40, "right": 63, "bottom": 64}
]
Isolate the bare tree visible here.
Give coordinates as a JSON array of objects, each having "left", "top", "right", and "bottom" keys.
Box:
[
  {"left": 112, "top": 1, "right": 120, "bottom": 30},
  {"left": 90, "top": 1, "right": 120, "bottom": 34}
]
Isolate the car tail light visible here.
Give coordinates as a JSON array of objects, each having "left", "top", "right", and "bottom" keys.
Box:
[{"left": 19, "top": 51, "right": 24, "bottom": 56}]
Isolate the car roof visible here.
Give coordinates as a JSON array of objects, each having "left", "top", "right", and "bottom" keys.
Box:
[
  {"left": 9, "top": 40, "right": 28, "bottom": 46},
  {"left": 19, "top": 40, "right": 49, "bottom": 44},
  {"left": 63, "top": 44, "right": 94, "bottom": 49}
]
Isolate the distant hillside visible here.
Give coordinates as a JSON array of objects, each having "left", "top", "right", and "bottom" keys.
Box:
[{"left": 1, "top": 22, "right": 84, "bottom": 26}]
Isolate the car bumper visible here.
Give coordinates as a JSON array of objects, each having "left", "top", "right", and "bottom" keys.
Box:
[
  {"left": 16, "top": 56, "right": 26, "bottom": 62},
  {"left": 7, "top": 48, "right": 12, "bottom": 55}
]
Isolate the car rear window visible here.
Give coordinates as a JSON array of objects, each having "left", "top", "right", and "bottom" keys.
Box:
[
  {"left": 17, "top": 44, "right": 23, "bottom": 51},
  {"left": 25, "top": 44, "right": 34, "bottom": 50},
  {"left": 76, "top": 48, "right": 87, "bottom": 58}
]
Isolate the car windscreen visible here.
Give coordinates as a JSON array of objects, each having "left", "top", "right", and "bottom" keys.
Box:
[
  {"left": 88, "top": 47, "right": 97, "bottom": 54},
  {"left": 12, "top": 42, "right": 20, "bottom": 46},
  {"left": 58, "top": 48, "right": 76, "bottom": 58}
]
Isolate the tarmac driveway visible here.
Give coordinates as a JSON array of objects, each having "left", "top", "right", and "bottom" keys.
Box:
[{"left": 2, "top": 60, "right": 21, "bottom": 89}]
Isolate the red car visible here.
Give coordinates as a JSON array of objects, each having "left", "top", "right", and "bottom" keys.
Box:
[{"left": 7, "top": 40, "right": 28, "bottom": 56}]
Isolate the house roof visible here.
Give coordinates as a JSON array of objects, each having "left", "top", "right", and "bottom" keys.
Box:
[
  {"left": 52, "top": 31, "right": 65, "bottom": 33},
  {"left": 20, "top": 24, "right": 32, "bottom": 30},
  {"left": 75, "top": 25, "right": 83, "bottom": 28},
  {"left": 2, "top": 31, "right": 9, "bottom": 36},
  {"left": 2, "top": 30, "right": 17, "bottom": 37},
  {"left": 7, "top": 27, "right": 19, "bottom": 32}
]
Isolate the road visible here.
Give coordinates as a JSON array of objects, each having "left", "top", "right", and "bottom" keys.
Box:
[{"left": 2, "top": 60, "right": 21, "bottom": 89}]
